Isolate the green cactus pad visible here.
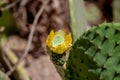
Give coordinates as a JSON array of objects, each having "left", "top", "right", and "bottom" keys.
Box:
[{"left": 65, "top": 23, "right": 120, "bottom": 80}]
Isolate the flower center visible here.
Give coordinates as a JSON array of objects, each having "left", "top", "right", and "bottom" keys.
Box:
[{"left": 52, "top": 30, "right": 64, "bottom": 47}]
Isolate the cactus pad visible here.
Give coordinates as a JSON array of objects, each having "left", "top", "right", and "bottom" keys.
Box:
[{"left": 65, "top": 23, "right": 120, "bottom": 80}]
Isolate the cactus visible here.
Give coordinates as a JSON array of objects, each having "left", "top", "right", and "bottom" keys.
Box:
[
  {"left": 113, "top": 0, "right": 120, "bottom": 22},
  {"left": 46, "top": 23, "right": 120, "bottom": 80}
]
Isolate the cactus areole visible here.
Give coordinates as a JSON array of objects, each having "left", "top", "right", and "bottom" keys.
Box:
[{"left": 65, "top": 23, "right": 120, "bottom": 80}]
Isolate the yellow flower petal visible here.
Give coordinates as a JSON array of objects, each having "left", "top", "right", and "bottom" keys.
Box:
[
  {"left": 46, "top": 30, "right": 54, "bottom": 48},
  {"left": 46, "top": 30, "right": 72, "bottom": 54},
  {"left": 65, "top": 33, "right": 72, "bottom": 47}
]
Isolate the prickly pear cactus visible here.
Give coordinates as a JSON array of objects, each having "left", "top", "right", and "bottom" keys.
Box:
[{"left": 65, "top": 23, "right": 120, "bottom": 80}]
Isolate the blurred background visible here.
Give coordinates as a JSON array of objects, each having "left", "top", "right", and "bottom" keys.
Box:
[{"left": 0, "top": 0, "right": 119, "bottom": 80}]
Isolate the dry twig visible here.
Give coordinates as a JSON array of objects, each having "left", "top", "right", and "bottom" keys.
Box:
[
  {"left": 6, "top": 0, "right": 49, "bottom": 76},
  {"left": 0, "top": 0, "right": 20, "bottom": 11},
  {"left": 3, "top": 54, "right": 12, "bottom": 70}
]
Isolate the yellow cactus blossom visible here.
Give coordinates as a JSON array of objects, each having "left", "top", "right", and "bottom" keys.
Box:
[{"left": 46, "top": 30, "right": 72, "bottom": 54}]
